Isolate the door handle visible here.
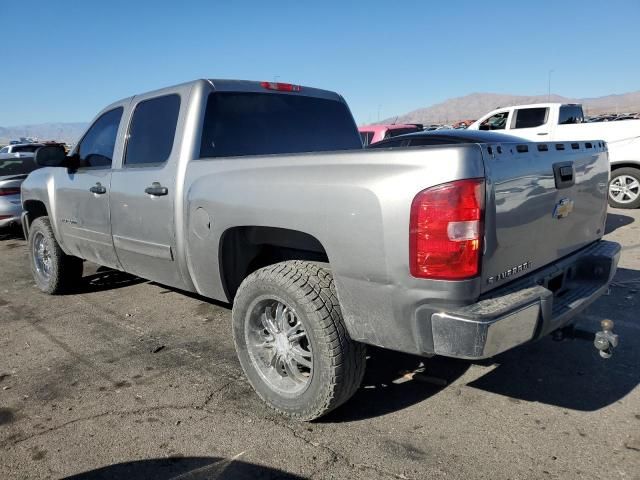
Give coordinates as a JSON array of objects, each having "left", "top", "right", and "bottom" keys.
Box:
[
  {"left": 145, "top": 182, "right": 168, "bottom": 196},
  {"left": 537, "top": 132, "right": 549, "bottom": 135},
  {"left": 89, "top": 182, "right": 107, "bottom": 195}
]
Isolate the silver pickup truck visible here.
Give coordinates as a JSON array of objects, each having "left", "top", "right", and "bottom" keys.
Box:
[{"left": 22, "top": 79, "right": 620, "bottom": 420}]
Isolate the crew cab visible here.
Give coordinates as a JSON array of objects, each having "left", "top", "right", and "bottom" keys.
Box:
[
  {"left": 22, "top": 80, "right": 620, "bottom": 420},
  {"left": 468, "top": 103, "right": 640, "bottom": 208}
]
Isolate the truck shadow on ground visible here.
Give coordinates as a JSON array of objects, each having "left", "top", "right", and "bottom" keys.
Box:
[
  {"left": 328, "top": 268, "right": 639, "bottom": 421},
  {"left": 466, "top": 266, "right": 639, "bottom": 411},
  {"left": 322, "top": 349, "right": 471, "bottom": 422},
  {"left": 62, "top": 456, "right": 304, "bottom": 480},
  {"left": 467, "top": 335, "right": 639, "bottom": 411},
  {"left": 71, "top": 267, "right": 147, "bottom": 294},
  {"left": 605, "top": 212, "right": 635, "bottom": 234}
]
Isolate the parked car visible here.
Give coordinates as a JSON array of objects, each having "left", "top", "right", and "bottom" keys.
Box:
[
  {"left": 0, "top": 143, "right": 45, "bottom": 159},
  {"left": 0, "top": 155, "right": 41, "bottom": 228},
  {"left": 468, "top": 103, "right": 640, "bottom": 208},
  {"left": 358, "top": 123, "right": 423, "bottom": 145},
  {"left": 22, "top": 79, "right": 619, "bottom": 420}
]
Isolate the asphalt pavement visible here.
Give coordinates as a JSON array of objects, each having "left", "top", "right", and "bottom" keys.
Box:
[{"left": 1, "top": 209, "right": 639, "bottom": 479}]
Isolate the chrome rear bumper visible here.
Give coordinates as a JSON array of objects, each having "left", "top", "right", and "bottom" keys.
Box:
[{"left": 430, "top": 240, "right": 621, "bottom": 359}]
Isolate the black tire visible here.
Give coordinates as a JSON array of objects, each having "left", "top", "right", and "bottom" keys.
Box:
[
  {"left": 232, "top": 260, "right": 366, "bottom": 421},
  {"left": 28, "top": 216, "right": 83, "bottom": 294},
  {"left": 608, "top": 167, "right": 640, "bottom": 209}
]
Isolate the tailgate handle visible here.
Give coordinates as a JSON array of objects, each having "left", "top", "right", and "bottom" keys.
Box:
[{"left": 553, "top": 162, "right": 575, "bottom": 189}]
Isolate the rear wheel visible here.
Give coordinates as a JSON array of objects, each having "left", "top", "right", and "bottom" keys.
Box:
[
  {"left": 29, "top": 217, "right": 83, "bottom": 294},
  {"left": 609, "top": 167, "right": 640, "bottom": 209},
  {"left": 232, "top": 261, "right": 366, "bottom": 421}
]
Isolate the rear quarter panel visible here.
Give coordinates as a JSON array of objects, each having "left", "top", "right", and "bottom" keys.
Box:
[{"left": 183, "top": 146, "right": 485, "bottom": 352}]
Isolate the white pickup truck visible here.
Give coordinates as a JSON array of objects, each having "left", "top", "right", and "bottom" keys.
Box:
[{"left": 468, "top": 103, "right": 640, "bottom": 208}]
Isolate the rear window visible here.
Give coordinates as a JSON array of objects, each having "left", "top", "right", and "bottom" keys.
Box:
[
  {"left": 0, "top": 157, "right": 40, "bottom": 176},
  {"left": 558, "top": 105, "right": 584, "bottom": 125},
  {"left": 199, "top": 92, "right": 361, "bottom": 158},
  {"left": 513, "top": 108, "right": 548, "bottom": 129}
]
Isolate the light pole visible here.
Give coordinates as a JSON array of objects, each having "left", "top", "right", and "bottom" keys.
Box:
[{"left": 547, "top": 69, "right": 554, "bottom": 102}]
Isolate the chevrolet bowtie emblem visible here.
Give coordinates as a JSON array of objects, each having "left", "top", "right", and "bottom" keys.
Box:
[{"left": 553, "top": 198, "right": 574, "bottom": 219}]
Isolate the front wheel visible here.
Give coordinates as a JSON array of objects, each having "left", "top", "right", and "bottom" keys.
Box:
[
  {"left": 28, "top": 216, "right": 83, "bottom": 294},
  {"left": 232, "top": 261, "right": 366, "bottom": 421},
  {"left": 609, "top": 167, "right": 640, "bottom": 209}
]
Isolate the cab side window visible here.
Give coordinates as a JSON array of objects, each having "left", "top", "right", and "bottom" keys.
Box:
[
  {"left": 479, "top": 111, "right": 509, "bottom": 130},
  {"left": 124, "top": 94, "right": 180, "bottom": 167},
  {"left": 558, "top": 106, "right": 584, "bottom": 125},
  {"left": 512, "top": 107, "right": 548, "bottom": 129},
  {"left": 77, "top": 107, "right": 123, "bottom": 168}
]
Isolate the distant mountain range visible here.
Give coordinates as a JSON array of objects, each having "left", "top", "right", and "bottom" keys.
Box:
[
  {"left": 378, "top": 91, "right": 640, "bottom": 125},
  {"left": 0, "top": 123, "right": 88, "bottom": 145},
  {"left": 2, "top": 89, "right": 640, "bottom": 143}
]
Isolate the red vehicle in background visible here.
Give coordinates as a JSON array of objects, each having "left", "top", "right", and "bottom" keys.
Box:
[{"left": 358, "top": 123, "right": 423, "bottom": 145}]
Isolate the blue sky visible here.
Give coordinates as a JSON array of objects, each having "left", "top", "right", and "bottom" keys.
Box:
[{"left": 2, "top": 0, "right": 639, "bottom": 126}]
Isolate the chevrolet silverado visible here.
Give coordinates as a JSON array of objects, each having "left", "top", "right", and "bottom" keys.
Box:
[{"left": 21, "top": 79, "right": 620, "bottom": 420}]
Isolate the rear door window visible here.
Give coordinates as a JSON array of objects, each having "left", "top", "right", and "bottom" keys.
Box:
[
  {"left": 513, "top": 107, "right": 549, "bottom": 129},
  {"left": 199, "top": 92, "right": 362, "bottom": 158},
  {"left": 124, "top": 94, "right": 181, "bottom": 166},
  {"left": 558, "top": 105, "right": 584, "bottom": 124}
]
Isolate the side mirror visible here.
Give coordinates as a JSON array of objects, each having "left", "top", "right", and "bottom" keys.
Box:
[{"left": 34, "top": 145, "right": 67, "bottom": 167}]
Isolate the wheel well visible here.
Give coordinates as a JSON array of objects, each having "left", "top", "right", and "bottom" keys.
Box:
[
  {"left": 23, "top": 200, "right": 48, "bottom": 226},
  {"left": 219, "top": 226, "right": 329, "bottom": 300},
  {"left": 611, "top": 163, "right": 640, "bottom": 172}
]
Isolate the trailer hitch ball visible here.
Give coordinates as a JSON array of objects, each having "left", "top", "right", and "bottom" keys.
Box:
[{"left": 594, "top": 319, "right": 618, "bottom": 359}]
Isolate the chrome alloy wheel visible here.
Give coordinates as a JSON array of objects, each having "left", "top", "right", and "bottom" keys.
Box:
[
  {"left": 33, "top": 231, "right": 52, "bottom": 281},
  {"left": 245, "top": 297, "right": 313, "bottom": 396},
  {"left": 609, "top": 174, "right": 640, "bottom": 204}
]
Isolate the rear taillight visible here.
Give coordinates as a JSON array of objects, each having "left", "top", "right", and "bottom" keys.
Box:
[
  {"left": 260, "top": 81, "right": 301, "bottom": 92},
  {"left": 409, "top": 178, "right": 484, "bottom": 280},
  {"left": 0, "top": 187, "right": 20, "bottom": 196}
]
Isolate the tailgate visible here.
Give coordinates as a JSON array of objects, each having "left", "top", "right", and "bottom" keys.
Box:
[{"left": 480, "top": 140, "right": 609, "bottom": 294}]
